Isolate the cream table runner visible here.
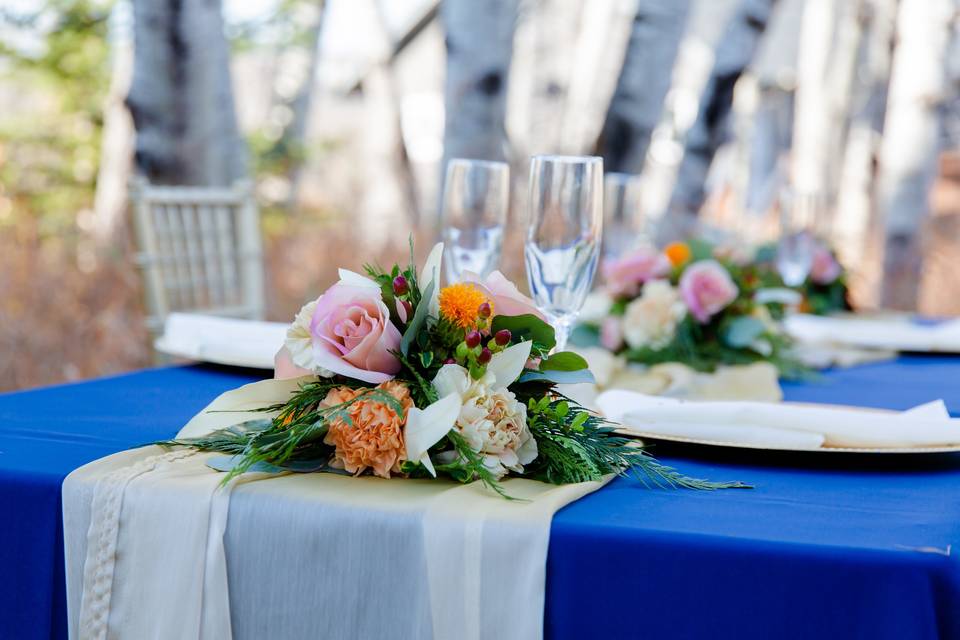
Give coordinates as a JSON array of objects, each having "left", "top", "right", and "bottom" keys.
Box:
[{"left": 63, "top": 379, "right": 606, "bottom": 640}]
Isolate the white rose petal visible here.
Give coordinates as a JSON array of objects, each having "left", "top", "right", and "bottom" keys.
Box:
[
  {"left": 284, "top": 300, "right": 334, "bottom": 377},
  {"left": 623, "top": 281, "right": 685, "bottom": 350}
]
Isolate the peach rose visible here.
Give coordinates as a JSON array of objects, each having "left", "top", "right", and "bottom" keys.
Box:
[{"left": 322, "top": 380, "right": 414, "bottom": 479}]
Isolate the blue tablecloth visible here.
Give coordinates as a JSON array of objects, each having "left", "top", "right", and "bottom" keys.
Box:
[{"left": 3, "top": 357, "right": 960, "bottom": 639}]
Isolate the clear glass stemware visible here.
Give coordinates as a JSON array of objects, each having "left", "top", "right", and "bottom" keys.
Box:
[
  {"left": 602, "top": 172, "right": 644, "bottom": 260},
  {"left": 775, "top": 186, "right": 818, "bottom": 287},
  {"left": 524, "top": 155, "right": 603, "bottom": 352},
  {"left": 440, "top": 158, "right": 510, "bottom": 283}
]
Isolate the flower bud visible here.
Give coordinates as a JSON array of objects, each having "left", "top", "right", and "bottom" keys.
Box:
[
  {"left": 477, "top": 301, "right": 492, "bottom": 318},
  {"left": 477, "top": 347, "right": 493, "bottom": 365},
  {"left": 465, "top": 330, "right": 482, "bottom": 349},
  {"left": 494, "top": 329, "right": 511, "bottom": 346},
  {"left": 444, "top": 358, "right": 457, "bottom": 365},
  {"left": 392, "top": 275, "right": 409, "bottom": 296}
]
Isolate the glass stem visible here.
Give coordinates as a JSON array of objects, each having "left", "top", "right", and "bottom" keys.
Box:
[{"left": 552, "top": 314, "right": 574, "bottom": 353}]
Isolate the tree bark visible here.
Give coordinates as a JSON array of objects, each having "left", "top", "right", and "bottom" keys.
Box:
[
  {"left": 126, "top": 0, "right": 246, "bottom": 186},
  {"left": 441, "top": 0, "right": 519, "bottom": 169},
  {"left": 877, "top": 0, "right": 956, "bottom": 309},
  {"left": 597, "top": 0, "right": 692, "bottom": 174},
  {"left": 668, "top": 0, "right": 776, "bottom": 216}
]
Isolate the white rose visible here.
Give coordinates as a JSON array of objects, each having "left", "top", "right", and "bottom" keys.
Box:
[
  {"left": 622, "top": 280, "right": 686, "bottom": 350},
  {"left": 432, "top": 357, "right": 538, "bottom": 479}
]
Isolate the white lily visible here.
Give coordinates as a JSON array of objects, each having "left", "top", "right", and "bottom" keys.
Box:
[
  {"left": 420, "top": 242, "right": 443, "bottom": 320},
  {"left": 403, "top": 340, "right": 533, "bottom": 476}
]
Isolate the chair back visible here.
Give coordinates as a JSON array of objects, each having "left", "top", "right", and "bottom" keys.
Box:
[{"left": 130, "top": 178, "right": 265, "bottom": 334}]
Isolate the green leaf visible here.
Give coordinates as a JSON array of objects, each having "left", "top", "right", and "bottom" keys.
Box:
[
  {"left": 539, "top": 351, "right": 589, "bottom": 372},
  {"left": 491, "top": 314, "right": 556, "bottom": 351},
  {"left": 518, "top": 368, "right": 595, "bottom": 385},
  {"left": 401, "top": 278, "right": 434, "bottom": 356},
  {"left": 419, "top": 350, "right": 434, "bottom": 368},
  {"left": 721, "top": 316, "right": 766, "bottom": 348},
  {"left": 569, "top": 323, "right": 601, "bottom": 348}
]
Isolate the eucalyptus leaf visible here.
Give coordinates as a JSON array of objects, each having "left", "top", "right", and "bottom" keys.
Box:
[
  {"left": 722, "top": 316, "right": 766, "bottom": 348},
  {"left": 539, "top": 351, "right": 589, "bottom": 372},
  {"left": 401, "top": 278, "right": 434, "bottom": 356},
  {"left": 491, "top": 314, "right": 556, "bottom": 351},
  {"left": 517, "top": 368, "right": 595, "bottom": 385}
]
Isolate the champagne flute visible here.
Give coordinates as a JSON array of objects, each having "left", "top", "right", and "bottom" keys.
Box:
[
  {"left": 440, "top": 158, "right": 510, "bottom": 283},
  {"left": 775, "top": 186, "right": 817, "bottom": 287},
  {"left": 602, "top": 172, "right": 645, "bottom": 260},
  {"left": 525, "top": 155, "right": 603, "bottom": 352}
]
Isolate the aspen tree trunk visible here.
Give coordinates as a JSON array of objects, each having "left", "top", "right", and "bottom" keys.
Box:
[
  {"left": 441, "top": 0, "right": 519, "bottom": 171},
  {"left": 92, "top": 5, "right": 134, "bottom": 246},
  {"left": 877, "top": 0, "right": 957, "bottom": 309},
  {"left": 509, "top": 0, "right": 586, "bottom": 157},
  {"left": 126, "top": 0, "right": 246, "bottom": 186},
  {"left": 669, "top": 0, "right": 776, "bottom": 216},
  {"left": 833, "top": 0, "right": 897, "bottom": 283},
  {"left": 277, "top": 1, "right": 326, "bottom": 210},
  {"left": 598, "top": 0, "right": 692, "bottom": 174}
]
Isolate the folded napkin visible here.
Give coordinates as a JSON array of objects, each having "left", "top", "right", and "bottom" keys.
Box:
[
  {"left": 155, "top": 313, "right": 288, "bottom": 368},
  {"left": 597, "top": 390, "right": 960, "bottom": 449},
  {"left": 786, "top": 313, "right": 960, "bottom": 353}
]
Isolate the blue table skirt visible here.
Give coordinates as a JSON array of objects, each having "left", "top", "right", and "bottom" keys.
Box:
[{"left": 3, "top": 357, "right": 960, "bottom": 639}]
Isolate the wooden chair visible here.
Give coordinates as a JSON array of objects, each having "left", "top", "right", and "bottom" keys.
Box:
[{"left": 130, "top": 177, "right": 265, "bottom": 335}]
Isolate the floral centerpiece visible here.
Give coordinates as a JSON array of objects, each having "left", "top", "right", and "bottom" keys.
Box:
[
  {"left": 582, "top": 240, "right": 805, "bottom": 377},
  {"left": 165, "top": 242, "right": 742, "bottom": 496},
  {"left": 755, "top": 240, "right": 851, "bottom": 315}
]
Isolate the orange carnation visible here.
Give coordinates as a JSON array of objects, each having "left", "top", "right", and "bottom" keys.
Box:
[
  {"left": 664, "top": 242, "right": 692, "bottom": 267},
  {"left": 321, "top": 380, "right": 414, "bottom": 478}
]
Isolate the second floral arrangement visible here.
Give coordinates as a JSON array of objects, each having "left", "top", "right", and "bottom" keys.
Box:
[{"left": 584, "top": 241, "right": 805, "bottom": 377}]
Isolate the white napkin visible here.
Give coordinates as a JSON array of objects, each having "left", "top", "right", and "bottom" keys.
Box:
[
  {"left": 597, "top": 390, "right": 960, "bottom": 449},
  {"left": 155, "top": 313, "right": 288, "bottom": 368},
  {"left": 786, "top": 313, "right": 960, "bottom": 353}
]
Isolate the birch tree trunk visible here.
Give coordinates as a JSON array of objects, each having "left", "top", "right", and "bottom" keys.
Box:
[
  {"left": 275, "top": 1, "right": 325, "bottom": 210},
  {"left": 126, "top": 0, "right": 246, "bottom": 186},
  {"left": 877, "top": 0, "right": 957, "bottom": 309},
  {"left": 441, "top": 0, "right": 519, "bottom": 171},
  {"left": 668, "top": 0, "right": 776, "bottom": 216},
  {"left": 833, "top": 0, "right": 897, "bottom": 284},
  {"left": 597, "top": 0, "right": 692, "bottom": 174},
  {"left": 510, "top": 0, "right": 584, "bottom": 156},
  {"left": 91, "top": 5, "right": 134, "bottom": 246}
]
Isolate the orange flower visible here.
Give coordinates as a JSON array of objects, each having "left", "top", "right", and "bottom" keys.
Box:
[
  {"left": 664, "top": 242, "right": 692, "bottom": 267},
  {"left": 322, "top": 380, "right": 414, "bottom": 478},
  {"left": 438, "top": 283, "right": 492, "bottom": 328}
]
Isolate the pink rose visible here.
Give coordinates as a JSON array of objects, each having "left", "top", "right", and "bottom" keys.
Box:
[
  {"left": 602, "top": 248, "right": 671, "bottom": 297},
  {"left": 810, "top": 245, "right": 841, "bottom": 285},
  {"left": 600, "top": 317, "right": 624, "bottom": 351},
  {"left": 309, "top": 282, "right": 402, "bottom": 383},
  {"left": 274, "top": 346, "right": 311, "bottom": 379},
  {"left": 462, "top": 270, "right": 546, "bottom": 320},
  {"left": 679, "top": 260, "right": 738, "bottom": 323}
]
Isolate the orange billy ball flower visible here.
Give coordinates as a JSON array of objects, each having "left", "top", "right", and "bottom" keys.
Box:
[
  {"left": 664, "top": 242, "right": 692, "bottom": 267},
  {"left": 438, "top": 283, "right": 492, "bottom": 328}
]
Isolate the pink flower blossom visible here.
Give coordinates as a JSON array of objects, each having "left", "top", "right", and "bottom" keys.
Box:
[
  {"left": 810, "top": 245, "right": 842, "bottom": 285},
  {"left": 602, "top": 248, "right": 671, "bottom": 297},
  {"left": 308, "top": 281, "right": 402, "bottom": 383},
  {"left": 462, "top": 270, "right": 546, "bottom": 320},
  {"left": 679, "top": 260, "right": 738, "bottom": 324},
  {"left": 600, "top": 317, "right": 624, "bottom": 351}
]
